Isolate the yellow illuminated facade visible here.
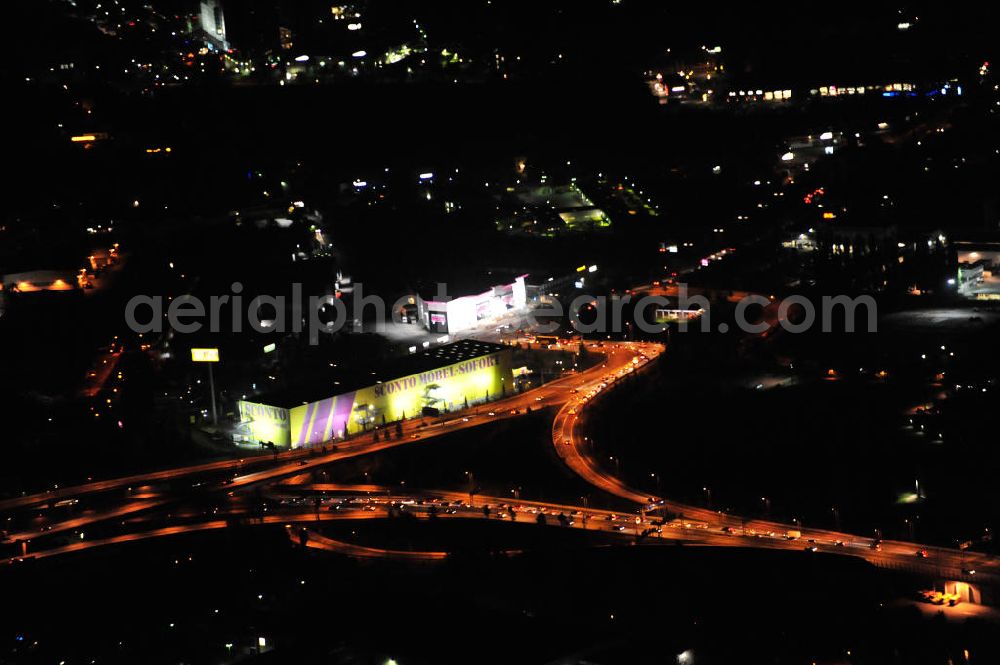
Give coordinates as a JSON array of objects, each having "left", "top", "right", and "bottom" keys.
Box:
[
  {"left": 237, "top": 401, "right": 291, "bottom": 446},
  {"left": 238, "top": 348, "right": 512, "bottom": 448}
]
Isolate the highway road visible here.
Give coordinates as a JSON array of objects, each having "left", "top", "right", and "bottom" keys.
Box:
[
  {"left": 286, "top": 488, "right": 1000, "bottom": 581},
  {"left": 549, "top": 342, "right": 999, "bottom": 583},
  {"left": 0, "top": 488, "right": 718, "bottom": 565},
  {"left": 2, "top": 499, "right": 168, "bottom": 542},
  {"left": 3, "top": 337, "right": 997, "bottom": 587},
  {"left": 0, "top": 345, "right": 631, "bottom": 545},
  {"left": 8, "top": 483, "right": 991, "bottom": 585},
  {"left": 0, "top": 344, "right": 612, "bottom": 517},
  {"left": 289, "top": 527, "right": 450, "bottom": 561}
]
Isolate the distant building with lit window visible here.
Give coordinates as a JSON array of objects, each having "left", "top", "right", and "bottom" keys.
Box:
[
  {"left": 199, "top": 0, "right": 229, "bottom": 51},
  {"left": 1, "top": 271, "right": 79, "bottom": 294}
]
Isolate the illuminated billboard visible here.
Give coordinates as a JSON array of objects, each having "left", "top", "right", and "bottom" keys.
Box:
[{"left": 191, "top": 348, "right": 220, "bottom": 363}]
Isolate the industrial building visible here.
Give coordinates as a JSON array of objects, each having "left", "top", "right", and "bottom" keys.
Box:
[
  {"left": 236, "top": 340, "right": 512, "bottom": 447},
  {"left": 953, "top": 236, "right": 1000, "bottom": 298},
  {"left": 415, "top": 276, "right": 528, "bottom": 335},
  {"left": 199, "top": 0, "right": 229, "bottom": 51},
  {"left": 955, "top": 242, "right": 1000, "bottom": 271},
  {"left": 497, "top": 184, "right": 611, "bottom": 236},
  {"left": 0, "top": 271, "right": 80, "bottom": 293}
]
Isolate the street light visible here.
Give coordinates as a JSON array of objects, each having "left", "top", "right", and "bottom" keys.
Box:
[{"left": 465, "top": 471, "right": 476, "bottom": 506}]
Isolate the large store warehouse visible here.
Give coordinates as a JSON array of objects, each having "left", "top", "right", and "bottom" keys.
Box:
[
  {"left": 416, "top": 275, "right": 528, "bottom": 335},
  {"left": 236, "top": 340, "right": 512, "bottom": 448}
]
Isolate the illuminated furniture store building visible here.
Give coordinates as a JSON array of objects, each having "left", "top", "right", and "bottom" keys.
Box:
[{"left": 236, "top": 340, "right": 512, "bottom": 448}]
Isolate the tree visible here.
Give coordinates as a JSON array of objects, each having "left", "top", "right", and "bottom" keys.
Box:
[
  {"left": 395, "top": 420, "right": 403, "bottom": 439},
  {"left": 421, "top": 384, "right": 444, "bottom": 410}
]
